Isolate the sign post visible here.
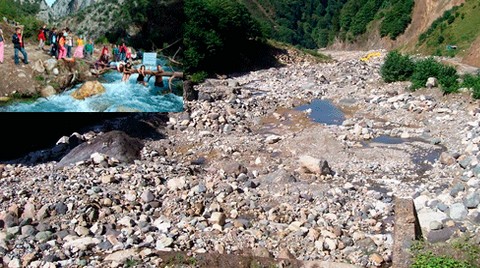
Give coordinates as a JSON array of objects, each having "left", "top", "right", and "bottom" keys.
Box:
[{"left": 142, "top": 52, "right": 157, "bottom": 67}]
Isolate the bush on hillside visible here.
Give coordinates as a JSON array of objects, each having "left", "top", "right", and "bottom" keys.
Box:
[
  {"left": 380, "top": 51, "right": 415, "bottom": 83},
  {"left": 410, "top": 57, "right": 443, "bottom": 90}
]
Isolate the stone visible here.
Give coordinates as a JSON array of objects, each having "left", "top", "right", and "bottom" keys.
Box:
[
  {"left": 44, "top": 59, "right": 57, "bottom": 71},
  {"left": 8, "top": 258, "right": 20, "bottom": 268},
  {"left": 426, "top": 228, "right": 455, "bottom": 243},
  {"left": 209, "top": 212, "right": 226, "bottom": 226},
  {"left": 450, "top": 183, "right": 465, "bottom": 197},
  {"left": 439, "top": 152, "right": 456, "bottom": 166},
  {"left": 33, "top": 60, "right": 45, "bottom": 73},
  {"left": 299, "top": 155, "right": 333, "bottom": 175},
  {"left": 55, "top": 202, "right": 68, "bottom": 215},
  {"left": 464, "top": 191, "right": 480, "bottom": 208},
  {"left": 40, "top": 86, "right": 56, "bottom": 98},
  {"left": 57, "top": 131, "right": 143, "bottom": 167},
  {"left": 323, "top": 238, "right": 337, "bottom": 251},
  {"left": 155, "top": 236, "right": 174, "bottom": 249},
  {"left": 265, "top": 135, "right": 282, "bottom": 144},
  {"left": 104, "top": 249, "right": 137, "bottom": 262},
  {"left": 253, "top": 247, "right": 272, "bottom": 258},
  {"left": 429, "top": 221, "right": 443, "bottom": 231},
  {"left": 417, "top": 210, "right": 447, "bottom": 231},
  {"left": 52, "top": 68, "right": 59, "bottom": 75},
  {"left": 91, "top": 152, "right": 106, "bottom": 164},
  {"left": 167, "top": 177, "right": 186, "bottom": 191},
  {"left": 425, "top": 77, "right": 438, "bottom": 89},
  {"left": 101, "top": 175, "right": 115, "bottom": 184},
  {"left": 448, "top": 203, "right": 468, "bottom": 220},
  {"left": 458, "top": 155, "right": 472, "bottom": 169},
  {"left": 75, "top": 226, "right": 90, "bottom": 236},
  {"left": 21, "top": 225, "right": 37, "bottom": 236},
  {"left": 63, "top": 237, "right": 100, "bottom": 250},
  {"left": 369, "top": 253, "right": 384, "bottom": 266},
  {"left": 71, "top": 81, "right": 106, "bottom": 100},
  {"left": 141, "top": 190, "right": 155, "bottom": 203}
]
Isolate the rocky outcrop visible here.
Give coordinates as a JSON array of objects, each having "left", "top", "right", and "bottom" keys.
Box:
[
  {"left": 71, "top": 81, "right": 105, "bottom": 100},
  {"left": 50, "top": 0, "right": 98, "bottom": 19},
  {"left": 57, "top": 130, "right": 144, "bottom": 167}
]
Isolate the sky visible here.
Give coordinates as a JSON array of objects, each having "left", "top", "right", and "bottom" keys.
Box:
[{"left": 46, "top": 0, "right": 55, "bottom": 6}]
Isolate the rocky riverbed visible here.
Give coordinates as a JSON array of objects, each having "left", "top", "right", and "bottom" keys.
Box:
[{"left": 2, "top": 50, "right": 480, "bottom": 267}]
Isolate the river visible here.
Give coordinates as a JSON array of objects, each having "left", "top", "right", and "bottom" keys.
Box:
[{"left": 0, "top": 61, "right": 184, "bottom": 112}]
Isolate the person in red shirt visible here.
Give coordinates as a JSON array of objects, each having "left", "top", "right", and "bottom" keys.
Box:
[
  {"left": 37, "top": 25, "right": 47, "bottom": 51},
  {"left": 12, "top": 27, "right": 28, "bottom": 65}
]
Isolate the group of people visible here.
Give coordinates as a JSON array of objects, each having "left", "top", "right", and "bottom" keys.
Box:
[
  {"left": 38, "top": 25, "right": 94, "bottom": 61},
  {"left": 116, "top": 63, "right": 179, "bottom": 90}
]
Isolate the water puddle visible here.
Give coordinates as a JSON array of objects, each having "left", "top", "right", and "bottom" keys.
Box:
[
  {"left": 365, "top": 135, "right": 446, "bottom": 177},
  {"left": 295, "top": 99, "right": 346, "bottom": 125},
  {"left": 370, "top": 135, "right": 407, "bottom": 145}
]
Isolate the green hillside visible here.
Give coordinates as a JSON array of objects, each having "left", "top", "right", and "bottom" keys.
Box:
[
  {"left": 0, "top": 0, "right": 44, "bottom": 38},
  {"left": 415, "top": 0, "right": 480, "bottom": 57},
  {"left": 236, "top": 0, "right": 415, "bottom": 49}
]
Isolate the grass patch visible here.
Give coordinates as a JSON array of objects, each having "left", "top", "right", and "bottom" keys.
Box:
[
  {"left": 410, "top": 237, "right": 480, "bottom": 268},
  {"left": 416, "top": 1, "right": 480, "bottom": 57}
]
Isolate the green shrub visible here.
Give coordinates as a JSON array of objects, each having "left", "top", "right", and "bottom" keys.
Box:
[
  {"left": 412, "top": 251, "right": 474, "bottom": 268},
  {"left": 189, "top": 71, "right": 208, "bottom": 84},
  {"left": 438, "top": 64, "right": 459, "bottom": 94},
  {"left": 411, "top": 57, "right": 443, "bottom": 90},
  {"left": 462, "top": 74, "right": 480, "bottom": 99},
  {"left": 380, "top": 51, "right": 415, "bottom": 83}
]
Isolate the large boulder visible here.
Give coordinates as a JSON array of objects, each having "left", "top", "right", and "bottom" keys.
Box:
[
  {"left": 44, "top": 59, "right": 57, "bottom": 72},
  {"left": 299, "top": 155, "right": 334, "bottom": 176},
  {"left": 56, "top": 130, "right": 144, "bottom": 168},
  {"left": 33, "top": 60, "right": 45, "bottom": 73},
  {"left": 40, "top": 86, "right": 56, "bottom": 98},
  {"left": 71, "top": 81, "right": 106, "bottom": 100}
]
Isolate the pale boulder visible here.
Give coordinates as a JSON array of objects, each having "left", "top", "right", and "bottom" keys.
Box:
[{"left": 71, "top": 81, "right": 106, "bottom": 100}]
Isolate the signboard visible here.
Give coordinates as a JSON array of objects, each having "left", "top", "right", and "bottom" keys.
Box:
[{"left": 143, "top": 52, "right": 157, "bottom": 66}]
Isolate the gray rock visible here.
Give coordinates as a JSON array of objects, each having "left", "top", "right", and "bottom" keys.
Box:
[
  {"left": 448, "top": 203, "right": 468, "bottom": 220},
  {"left": 55, "top": 202, "right": 68, "bottom": 215},
  {"left": 57, "top": 131, "right": 144, "bottom": 167},
  {"left": 44, "top": 59, "right": 57, "bottom": 72},
  {"left": 450, "top": 183, "right": 465, "bottom": 197},
  {"left": 21, "top": 225, "right": 37, "bottom": 236},
  {"left": 464, "top": 191, "right": 480, "bottom": 208},
  {"left": 141, "top": 190, "right": 155, "bottom": 203},
  {"left": 3, "top": 213, "right": 18, "bottom": 227},
  {"left": 458, "top": 156, "right": 472, "bottom": 169},
  {"left": 427, "top": 228, "right": 455, "bottom": 243},
  {"left": 35, "top": 231, "right": 53, "bottom": 242}
]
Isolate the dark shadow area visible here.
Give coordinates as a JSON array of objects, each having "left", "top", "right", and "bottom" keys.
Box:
[
  {"left": 0, "top": 113, "right": 168, "bottom": 166},
  {"left": 201, "top": 41, "right": 287, "bottom": 78}
]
